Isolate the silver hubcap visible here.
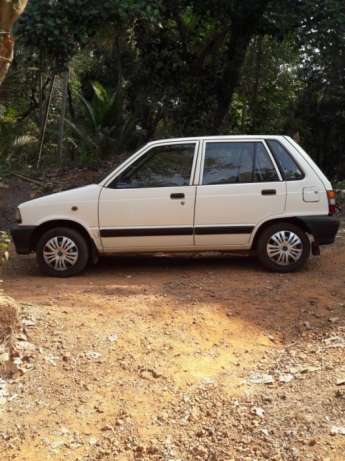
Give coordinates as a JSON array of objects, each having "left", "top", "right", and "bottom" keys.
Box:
[
  {"left": 43, "top": 236, "right": 79, "bottom": 271},
  {"left": 266, "top": 230, "right": 303, "bottom": 266}
]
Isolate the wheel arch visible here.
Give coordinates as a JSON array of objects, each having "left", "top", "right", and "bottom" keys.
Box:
[
  {"left": 30, "top": 219, "right": 97, "bottom": 255},
  {"left": 251, "top": 217, "right": 312, "bottom": 250}
]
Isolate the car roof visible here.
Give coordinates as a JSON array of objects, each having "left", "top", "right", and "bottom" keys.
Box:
[{"left": 146, "top": 135, "right": 285, "bottom": 146}]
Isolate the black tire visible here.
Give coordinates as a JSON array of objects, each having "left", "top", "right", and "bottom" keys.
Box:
[
  {"left": 256, "top": 222, "right": 310, "bottom": 273},
  {"left": 36, "top": 227, "right": 89, "bottom": 277}
]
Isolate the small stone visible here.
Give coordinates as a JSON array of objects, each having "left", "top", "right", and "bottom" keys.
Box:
[
  {"left": 15, "top": 341, "right": 35, "bottom": 352},
  {"left": 336, "top": 378, "right": 345, "bottom": 386},
  {"left": 85, "top": 351, "right": 102, "bottom": 360},
  {"left": 291, "top": 447, "right": 300, "bottom": 459},
  {"left": 62, "top": 352, "right": 71, "bottom": 362},
  {"left": 252, "top": 407, "right": 265, "bottom": 418},
  {"left": 248, "top": 372, "right": 274, "bottom": 385},
  {"left": 200, "top": 377, "right": 215, "bottom": 385},
  {"left": 289, "top": 365, "right": 319, "bottom": 374},
  {"left": 107, "top": 334, "right": 118, "bottom": 343},
  {"left": 0, "top": 352, "right": 9, "bottom": 363},
  {"left": 279, "top": 373, "right": 294, "bottom": 384},
  {"left": 324, "top": 336, "right": 345, "bottom": 348},
  {"left": 45, "top": 355, "right": 58, "bottom": 366},
  {"left": 22, "top": 318, "right": 36, "bottom": 327},
  {"left": 336, "top": 389, "right": 345, "bottom": 399},
  {"left": 329, "top": 317, "right": 339, "bottom": 323},
  {"left": 330, "top": 426, "right": 345, "bottom": 435},
  {"left": 193, "top": 445, "right": 208, "bottom": 457},
  {"left": 50, "top": 439, "right": 65, "bottom": 450},
  {"left": 304, "top": 366, "right": 320, "bottom": 373},
  {"left": 101, "top": 425, "right": 114, "bottom": 432}
]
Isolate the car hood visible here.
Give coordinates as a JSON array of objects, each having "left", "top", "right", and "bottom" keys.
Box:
[{"left": 19, "top": 184, "right": 102, "bottom": 209}]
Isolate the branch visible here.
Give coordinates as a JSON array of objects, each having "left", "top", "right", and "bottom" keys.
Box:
[
  {"left": 10, "top": 172, "right": 45, "bottom": 187},
  {"left": 0, "top": 0, "right": 29, "bottom": 85}
]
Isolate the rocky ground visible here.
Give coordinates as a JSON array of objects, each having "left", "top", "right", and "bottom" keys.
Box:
[{"left": 0, "top": 223, "right": 344, "bottom": 460}]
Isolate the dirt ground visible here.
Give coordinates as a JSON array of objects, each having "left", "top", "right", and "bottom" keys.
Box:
[{"left": 1, "top": 228, "right": 345, "bottom": 460}]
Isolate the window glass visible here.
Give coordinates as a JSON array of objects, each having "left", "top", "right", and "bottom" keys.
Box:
[
  {"left": 254, "top": 143, "right": 280, "bottom": 182},
  {"left": 203, "top": 142, "right": 279, "bottom": 185},
  {"left": 266, "top": 139, "right": 304, "bottom": 180},
  {"left": 109, "top": 143, "right": 196, "bottom": 189}
]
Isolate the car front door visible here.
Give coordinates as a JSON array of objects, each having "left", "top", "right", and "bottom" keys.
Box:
[
  {"left": 194, "top": 140, "right": 286, "bottom": 247},
  {"left": 99, "top": 141, "right": 199, "bottom": 251}
]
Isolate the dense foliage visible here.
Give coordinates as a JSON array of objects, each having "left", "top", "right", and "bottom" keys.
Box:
[{"left": 0, "top": 0, "right": 344, "bottom": 177}]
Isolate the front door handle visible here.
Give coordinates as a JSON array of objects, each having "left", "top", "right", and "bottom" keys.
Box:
[
  {"left": 170, "top": 193, "right": 185, "bottom": 200},
  {"left": 261, "top": 189, "right": 277, "bottom": 196}
]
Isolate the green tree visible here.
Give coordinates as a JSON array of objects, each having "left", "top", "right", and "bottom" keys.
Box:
[
  {"left": 232, "top": 34, "right": 301, "bottom": 134},
  {"left": 293, "top": 0, "right": 345, "bottom": 176}
]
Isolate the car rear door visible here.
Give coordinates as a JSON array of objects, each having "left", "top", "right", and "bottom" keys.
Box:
[
  {"left": 194, "top": 139, "right": 286, "bottom": 247},
  {"left": 99, "top": 141, "right": 199, "bottom": 251}
]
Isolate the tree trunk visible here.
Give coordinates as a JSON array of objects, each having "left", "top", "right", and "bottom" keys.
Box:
[
  {"left": 0, "top": 0, "right": 28, "bottom": 86},
  {"left": 211, "top": 1, "right": 270, "bottom": 133},
  {"left": 58, "top": 69, "right": 69, "bottom": 165},
  {"left": 212, "top": 27, "right": 253, "bottom": 133},
  {"left": 250, "top": 36, "right": 263, "bottom": 133},
  {"left": 37, "top": 74, "right": 56, "bottom": 169}
]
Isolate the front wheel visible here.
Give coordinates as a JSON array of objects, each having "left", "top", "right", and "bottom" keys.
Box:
[
  {"left": 256, "top": 223, "right": 310, "bottom": 273},
  {"left": 37, "top": 227, "right": 89, "bottom": 277}
]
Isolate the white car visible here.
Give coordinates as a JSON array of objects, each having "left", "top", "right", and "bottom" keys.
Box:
[{"left": 11, "top": 136, "right": 339, "bottom": 277}]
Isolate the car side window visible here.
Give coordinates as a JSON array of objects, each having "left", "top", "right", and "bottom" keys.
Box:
[
  {"left": 266, "top": 139, "right": 304, "bottom": 180},
  {"left": 254, "top": 143, "right": 280, "bottom": 182},
  {"left": 108, "top": 143, "right": 196, "bottom": 189},
  {"left": 202, "top": 142, "right": 279, "bottom": 185}
]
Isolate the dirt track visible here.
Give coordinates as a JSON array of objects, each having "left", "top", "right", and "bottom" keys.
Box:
[{"left": 1, "top": 231, "right": 345, "bottom": 460}]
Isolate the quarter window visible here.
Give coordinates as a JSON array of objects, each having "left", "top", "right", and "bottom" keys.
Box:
[
  {"left": 266, "top": 140, "right": 304, "bottom": 180},
  {"left": 109, "top": 143, "right": 196, "bottom": 189},
  {"left": 202, "top": 142, "right": 279, "bottom": 185}
]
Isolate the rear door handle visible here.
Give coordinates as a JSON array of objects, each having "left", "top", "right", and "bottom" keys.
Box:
[
  {"left": 170, "top": 193, "right": 185, "bottom": 200},
  {"left": 261, "top": 189, "right": 277, "bottom": 196}
]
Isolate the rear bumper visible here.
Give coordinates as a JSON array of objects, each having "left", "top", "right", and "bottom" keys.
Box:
[
  {"left": 299, "top": 216, "right": 340, "bottom": 245},
  {"left": 10, "top": 226, "right": 36, "bottom": 255}
]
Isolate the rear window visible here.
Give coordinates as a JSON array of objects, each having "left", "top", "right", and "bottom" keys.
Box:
[{"left": 266, "top": 140, "right": 304, "bottom": 180}]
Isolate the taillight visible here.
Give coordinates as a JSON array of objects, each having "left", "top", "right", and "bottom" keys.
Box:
[{"left": 327, "top": 190, "right": 337, "bottom": 215}]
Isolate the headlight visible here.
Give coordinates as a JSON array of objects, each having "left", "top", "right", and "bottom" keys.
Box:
[{"left": 15, "top": 208, "right": 22, "bottom": 224}]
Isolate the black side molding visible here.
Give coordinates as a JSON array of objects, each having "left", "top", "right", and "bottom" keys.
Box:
[
  {"left": 100, "top": 226, "right": 254, "bottom": 238},
  {"left": 195, "top": 226, "right": 254, "bottom": 235},
  {"left": 100, "top": 227, "right": 193, "bottom": 237}
]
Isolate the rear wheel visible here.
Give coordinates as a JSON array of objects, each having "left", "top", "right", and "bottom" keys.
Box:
[
  {"left": 256, "top": 223, "right": 310, "bottom": 272},
  {"left": 37, "top": 227, "right": 89, "bottom": 277}
]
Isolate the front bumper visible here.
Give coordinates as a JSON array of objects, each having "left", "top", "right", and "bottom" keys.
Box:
[
  {"left": 10, "top": 226, "right": 36, "bottom": 255},
  {"left": 299, "top": 216, "right": 340, "bottom": 245}
]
